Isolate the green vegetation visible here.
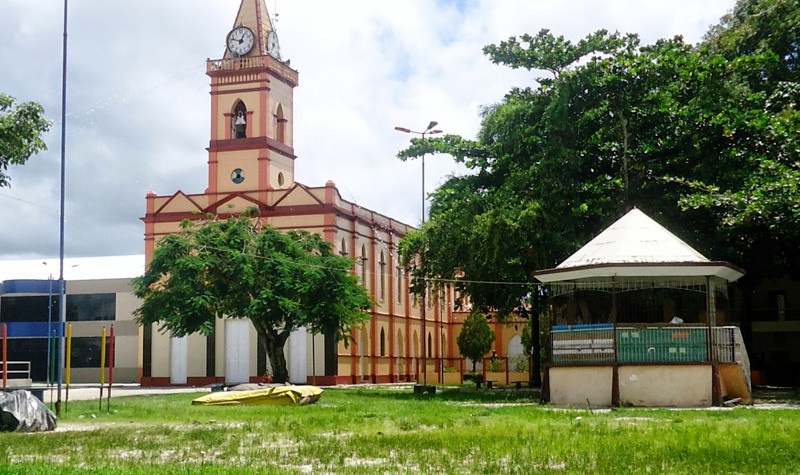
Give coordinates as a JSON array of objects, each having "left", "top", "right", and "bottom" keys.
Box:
[
  {"left": 457, "top": 311, "right": 495, "bottom": 372},
  {"left": 133, "top": 212, "right": 372, "bottom": 382},
  {"left": 0, "top": 93, "right": 51, "bottom": 188},
  {"left": 396, "top": 0, "right": 800, "bottom": 378},
  {"left": 2, "top": 388, "right": 800, "bottom": 474}
]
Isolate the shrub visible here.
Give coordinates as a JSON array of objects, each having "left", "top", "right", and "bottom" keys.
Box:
[
  {"left": 486, "top": 358, "right": 505, "bottom": 372},
  {"left": 463, "top": 372, "right": 483, "bottom": 382}
]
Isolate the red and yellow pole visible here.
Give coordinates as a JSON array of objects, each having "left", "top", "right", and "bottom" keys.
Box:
[
  {"left": 2, "top": 323, "right": 7, "bottom": 391},
  {"left": 65, "top": 323, "right": 72, "bottom": 411},
  {"left": 107, "top": 325, "right": 115, "bottom": 411}
]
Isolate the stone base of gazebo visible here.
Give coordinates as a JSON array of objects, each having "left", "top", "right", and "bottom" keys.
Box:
[{"left": 545, "top": 362, "right": 751, "bottom": 407}]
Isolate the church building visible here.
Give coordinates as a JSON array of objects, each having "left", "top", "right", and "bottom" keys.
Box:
[{"left": 140, "top": 0, "right": 461, "bottom": 386}]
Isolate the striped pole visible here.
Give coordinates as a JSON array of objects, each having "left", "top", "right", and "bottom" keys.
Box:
[
  {"left": 65, "top": 323, "right": 72, "bottom": 411},
  {"left": 50, "top": 329, "right": 57, "bottom": 384},
  {"left": 2, "top": 324, "right": 6, "bottom": 391},
  {"left": 107, "top": 325, "right": 114, "bottom": 412},
  {"left": 99, "top": 327, "right": 106, "bottom": 411}
]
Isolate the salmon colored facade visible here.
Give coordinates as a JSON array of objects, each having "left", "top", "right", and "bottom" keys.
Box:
[{"left": 139, "top": 0, "right": 526, "bottom": 387}]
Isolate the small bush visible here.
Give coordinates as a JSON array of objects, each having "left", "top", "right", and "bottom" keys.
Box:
[
  {"left": 509, "top": 354, "right": 529, "bottom": 372},
  {"left": 463, "top": 372, "right": 483, "bottom": 383},
  {"left": 486, "top": 358, "right": 505, "bottom": 372}
]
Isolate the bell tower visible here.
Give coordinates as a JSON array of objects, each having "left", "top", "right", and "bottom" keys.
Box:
[{"left": 206, "top": 0, "right": 298, "bottom": 198}]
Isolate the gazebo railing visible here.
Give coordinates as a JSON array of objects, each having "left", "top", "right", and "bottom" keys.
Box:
[
  {"left": 551, "top": 324, "right": 615, "bottom": 365},
  {"left": 551, "top": 325, "right": 746, "bottom": 366},
  {"left": 617, "top": 326, "right": 707, "bottom": 363}
]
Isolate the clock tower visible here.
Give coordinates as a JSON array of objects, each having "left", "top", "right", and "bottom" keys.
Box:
[
  {"left": 143, "top": 0, "right": 426, "bottom": 388},
  {"left": 206, "top": 0, "right": 298, "bottom": 200}
]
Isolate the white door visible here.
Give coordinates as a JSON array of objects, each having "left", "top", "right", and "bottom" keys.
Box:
[
  {"left": 225, "top": 319, "right": 251, "bottom": 384},
  {"left": 287, "top": 327, "right": 307, "bottom": 384},
  {"left": 170, "top": 336, "right": 187, "bottom": 385}
]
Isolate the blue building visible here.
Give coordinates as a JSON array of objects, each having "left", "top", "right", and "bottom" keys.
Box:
[{"left": 0, "top": 255, "right": 142, "bottom": 383}]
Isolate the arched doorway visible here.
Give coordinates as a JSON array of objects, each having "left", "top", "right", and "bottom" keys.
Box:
[{"left": 411, "top": 330, "right": 419, "bottom": 380}]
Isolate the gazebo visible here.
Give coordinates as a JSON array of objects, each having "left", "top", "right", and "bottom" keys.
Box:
[{"left": 534, "top": 209, "right": 751, "bottom": 407}]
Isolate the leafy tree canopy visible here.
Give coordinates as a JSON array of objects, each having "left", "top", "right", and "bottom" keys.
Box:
[
  {"left": 0, "top": 93, "right": 51, "bottom": 188},
  {"left": 133, "top": 212, "right": 373, "bottom": 382},
  {"left": 397, "top": 0, "right": 800, "bottom": 326},
  {"left": 456, "top": 310, "right": 495, "bottom": 372}
]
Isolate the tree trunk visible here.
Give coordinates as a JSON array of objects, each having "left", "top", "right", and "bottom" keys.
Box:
[
  {"left": 531, "top": 312, "right": 541, "bottom": 386},
  {"left": 260, "top": 332, "right": 290, "bottom": 383}
]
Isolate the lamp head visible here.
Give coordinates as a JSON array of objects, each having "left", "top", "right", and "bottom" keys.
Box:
[
  {"left": 426, "top": 121, "right": 438, "bottom": 131},
  {"left": 394, "top": 126, "right": 411, "bottom": 133}
]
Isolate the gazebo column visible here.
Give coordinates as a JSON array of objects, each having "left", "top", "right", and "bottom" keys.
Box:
[
  {"left": 611, "top": 279, "right": 620, "bottom": 407},
  {"left": 707, "top": 276, "right": 722, "bottom": 406}
]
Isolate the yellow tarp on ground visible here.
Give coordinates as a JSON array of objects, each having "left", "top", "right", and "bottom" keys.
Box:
[{"left": 191, "top": 385, "right": 323, "bottom": 406}]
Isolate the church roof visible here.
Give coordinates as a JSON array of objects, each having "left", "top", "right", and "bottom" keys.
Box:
[{"left": 534, "top": 208, "right": 744, "bottom": 283}]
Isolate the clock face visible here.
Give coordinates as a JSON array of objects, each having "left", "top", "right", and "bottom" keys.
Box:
[
  {"left": 267, "top": 30, "right": 280, "bottom": 57},
  {"left": 227, "top": 26, "right": 254, "bottom": 56},
  {"left": 231, "top": 168, "right": 245, "bottom": 184}
]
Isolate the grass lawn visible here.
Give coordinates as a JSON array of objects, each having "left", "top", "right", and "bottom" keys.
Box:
[{"left": 1, "top": 386, "right": 799, "bottom": 474}]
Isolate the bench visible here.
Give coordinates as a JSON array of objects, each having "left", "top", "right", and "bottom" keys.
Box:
[{"left": 475, "top": 380, "right": 496, "bottom": 389}]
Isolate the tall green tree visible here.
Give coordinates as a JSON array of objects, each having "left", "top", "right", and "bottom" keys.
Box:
[
  {"left": 398, "top": 0, "right": 800, "bottom": 370},
  {"left": 132, "top": 212, "right": 373, "bottom": 383},
  {"left": 0, "top": 93, "right": 51, "bottom": 188},
  {"left": 457, "top": 310, "right": 495, "bottom": 372}
]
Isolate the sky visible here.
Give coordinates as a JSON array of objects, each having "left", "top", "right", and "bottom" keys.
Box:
[{"left": 0, "top": 0, "right": 737, "bottom": 261}]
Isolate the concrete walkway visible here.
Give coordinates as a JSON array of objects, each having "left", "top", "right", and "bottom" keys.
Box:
[{"left": 4, "top": 383, "right": 211, "bottom": 403}]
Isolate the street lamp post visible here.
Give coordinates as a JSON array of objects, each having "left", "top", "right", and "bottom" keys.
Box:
[
  {"left": 394, "top": 121, "right": 442, "bottom": 390},
  {"left": 56, "top": 0, "right": 69, "bottom": 417}
]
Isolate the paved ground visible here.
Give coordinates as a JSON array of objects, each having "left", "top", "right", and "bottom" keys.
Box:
[
  {"left": 3, "top": 383, "right": 799, "bottom": 408},
  {"left": 17, "top": 383, "right": 211, "bottom": 403}
]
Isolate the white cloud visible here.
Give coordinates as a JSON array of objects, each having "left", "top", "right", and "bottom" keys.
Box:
[{"left": 0, "top": 0, "right": 736, "bottom": 259}]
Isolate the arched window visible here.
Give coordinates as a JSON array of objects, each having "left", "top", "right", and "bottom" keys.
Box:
[
  {"left": 396, "top": 266, "right": 402, "bottom": 304},
  {"left": 395, "top": 329, "right": 404, "bottom": 379},
  {"left": 232, "top": 101, "right": 247, "bottom": 138},
  {"left": 275, "top": 104, "right": 287, "bottom": 143},
  {"left": 379, "top": 251, "right": 386, "bottom": 302},
  {"left": 427, "top": 333, "right": 433, "bottom": 358},
  {"left": 340, "top": 238, "right": 348, "bottom": 257},
  {"left": 277, "top": 172, "right": 285, "bottom": 187},
  {"left": 380, "top": 328, "right": 386, "bottom": 356},
  {"left": 359, "top": 326, "right": 369, "bottom": 381},
  {"left": 360, "top": 245, "right": 368, "bottom": 285}
]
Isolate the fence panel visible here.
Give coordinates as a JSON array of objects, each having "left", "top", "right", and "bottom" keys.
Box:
[
  {"left": 551, "top": 325, "right": 615, "bottom": 365},
  {"left": 616, "top": 327, "right": 707, "bottom": 363}
]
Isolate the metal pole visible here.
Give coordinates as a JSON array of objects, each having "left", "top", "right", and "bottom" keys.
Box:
[
  {"left": 56, "top": 0, "right": 69, "bottom": 417},
  {"left": 107, "top": 325, "right": 114, "bottom": 412},
  {"left": 440, "top": 322, "right": 444, "bottom": 384},
  {"left": 65, "top": 323, "right": 71, "bottom": 412},
  {"left": 311, "top": 332, "right": 316, "bottom": 386},
  {"left": 394, "top": 122, "right": 441, "bottom": 390},
  {"left": 2, "top": 324, "right": 6, "bottom": 391},
  {"left": 46, "top": 277, "right": 52, "bottom": 388},
  {"left": 420, "top": 146, "right": 426, "bottom": 387},
  {"left": 99, "top": 327, "right": 106, "bottom": 411}
]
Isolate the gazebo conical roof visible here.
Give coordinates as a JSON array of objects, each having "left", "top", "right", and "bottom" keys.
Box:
[{"left": 534, "top": 209, "right": 744, "bottom": 283}]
